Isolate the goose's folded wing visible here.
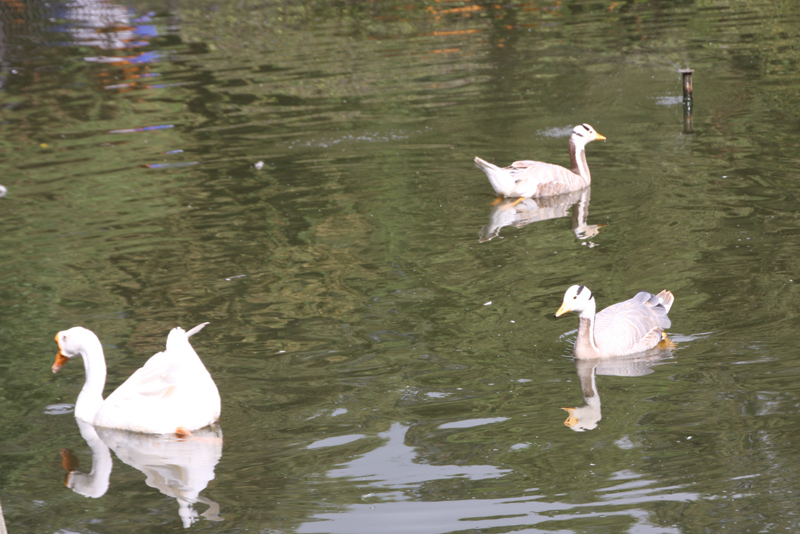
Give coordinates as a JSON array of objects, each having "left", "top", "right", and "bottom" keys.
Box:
[
  {"left": 506, "top": 162, "right": 585, "bottom": 196},
  {"left": 105, "top": 351, "right": 180, "bottom": 403},
  {"left": 632, "top": 291, "right": 672, "bottom": 328},
  {"left": 508, "top": 160, "right": 540, "bottom": 168},
  {"left": 595, "top": 299, "right": 665, "bottom": 354}
]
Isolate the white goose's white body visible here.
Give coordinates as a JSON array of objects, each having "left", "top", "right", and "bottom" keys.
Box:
[
  {"left": 555, "top": 285, "right": 674, "bottom": 359},
  {"left": 52, "top": 323, "right": 220, "bottom": 434},
  {"left": 474, "top": 124, "right": 606, "bottom": 198}
]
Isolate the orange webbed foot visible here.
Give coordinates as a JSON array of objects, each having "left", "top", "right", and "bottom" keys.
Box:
[{"left": 656, "top": 332, "right": 677, "bottom": 350}]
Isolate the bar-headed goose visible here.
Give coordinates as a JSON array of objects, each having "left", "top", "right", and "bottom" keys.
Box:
[
  {"left": 52, "top": 323, "right": 220, "bottom": 434},
  {"left": 474, "top": 123, "right": 606, "bottom": 198},
  {"left": 555, "top": 285, "right": 674, "bottom": 359}
]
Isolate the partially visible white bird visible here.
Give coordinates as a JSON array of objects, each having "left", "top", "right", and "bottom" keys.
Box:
[
  {"left": 52, "top": 323, "right": 220, "bottom": 434},
  {"left": 474, "top": 123, "right": 606, "bottom": 198}
]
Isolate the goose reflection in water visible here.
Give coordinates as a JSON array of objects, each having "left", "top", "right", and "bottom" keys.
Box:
[
  {"left": 562, "top": 351, "right": 673, "bottom": 432},
  {"left": 479, "top": 188, "right": 602, "bottom": 244},
  {"left": 59, "top": 420, "right": 223, "bottom": 528}
]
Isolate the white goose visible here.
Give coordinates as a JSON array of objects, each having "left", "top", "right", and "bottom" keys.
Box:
[
  {"left": 555, "top": 285, "right": 674, "bottom": 359},
  {"left": 52, "top": 323, "right": 220, "bottom": 434},
  {"left": 474, "top": 123, "right": 606, "bottom": 198}
]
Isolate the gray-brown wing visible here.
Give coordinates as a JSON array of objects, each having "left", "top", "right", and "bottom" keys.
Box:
[
  {"left": 593, "top": 292, "right": 670, "bottom": 356},
  {"left": 505, "top": 161, "right": 587, "bottom": 196},
  {"left": 508, "top": 160, "right": 539, "bottom": 168}
]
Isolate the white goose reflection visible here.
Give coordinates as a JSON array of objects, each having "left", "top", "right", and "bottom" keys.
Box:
[
  {"left": 479, "top": 188, "right": 601, "bottom": 243},
  {"left": 59, "top": 420, "right": 223, "bottom": 528},
  {"left": 59, "top": 420, "right": 112, "bottom": 499},
  {"left": 562, "top": 352, "right": 673, "bottom": 432}
]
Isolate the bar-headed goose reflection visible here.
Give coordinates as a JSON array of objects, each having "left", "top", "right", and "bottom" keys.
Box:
[
  {"left": 479, "top": 188, "right": 601, "bottom": 243},
  {"left": 562, "top": 352, "right": 673, "bottom": 432},
  {"left": 59, "top": 420, "right": 223, "bottom": 528}
]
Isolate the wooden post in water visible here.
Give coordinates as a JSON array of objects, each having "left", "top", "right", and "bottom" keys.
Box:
[
  {"left": 680, "top": 69, "right": 694, "bottom": 102},
  {"left": 680, "top": 68, "right": 694, "bottom": 134}
]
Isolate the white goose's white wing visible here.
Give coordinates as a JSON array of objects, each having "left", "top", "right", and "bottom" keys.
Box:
[{"left": 94, "top": 325, "right": 220, "bottom": 434}]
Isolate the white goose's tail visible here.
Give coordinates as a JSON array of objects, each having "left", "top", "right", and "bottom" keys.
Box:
[
  {"left": 166, "top": 322, "right": 209, "bottom": 352},
  {"left": 186, "top": 322, "right": 210, "bottom": 337},
  {"left": 474, "top": 156, "right": 514, "bottom": 196}
]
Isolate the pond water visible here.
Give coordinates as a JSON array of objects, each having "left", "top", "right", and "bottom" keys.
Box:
[{"left": 2, "top": 0, "right": 800, "bottom": 532}]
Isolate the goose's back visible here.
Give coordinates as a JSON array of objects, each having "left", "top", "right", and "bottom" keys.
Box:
[
  {"left": 94, "top": 328, "right": 220, "bottom": 433},
  {"left": 505, "top": 161, "right": 588, "bottom": 197},
  {"left": 593, "top": 291, "right": 673, "bottom": 357}
]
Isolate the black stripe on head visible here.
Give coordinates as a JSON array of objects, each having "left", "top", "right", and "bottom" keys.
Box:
[
  {"left": 581, "top": 123, "right": 591, "bottom": 131},
  {"left": 574, "top": 285, "right": 593, "bottom": 301}
]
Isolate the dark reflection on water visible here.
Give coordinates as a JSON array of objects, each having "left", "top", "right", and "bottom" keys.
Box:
[{"left": 3, "top": 0, "right": 800, "bottom": 532}]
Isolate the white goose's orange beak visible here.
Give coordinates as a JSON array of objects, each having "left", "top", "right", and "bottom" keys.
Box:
[
  {"left": 52, "top": 332, "right": 68, "bottom": 373},
  {"left": 595, "top": 132, "right": 606, "bottom": 141}
]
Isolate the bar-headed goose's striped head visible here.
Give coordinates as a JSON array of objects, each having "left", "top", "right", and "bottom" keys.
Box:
[
  {"left": 570, "top": 123, "right": 606, "bottom": 147},
  {"left": 554, "top": 284, "right": 595, "bottom": 317}
]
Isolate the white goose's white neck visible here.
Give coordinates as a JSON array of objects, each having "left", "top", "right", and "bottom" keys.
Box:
[
  {"left": 74, "top": 334, "right": 107, "bottom": 424},
  {"left": 569, "top": 138, "right": 591, "bottom": 182}
]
